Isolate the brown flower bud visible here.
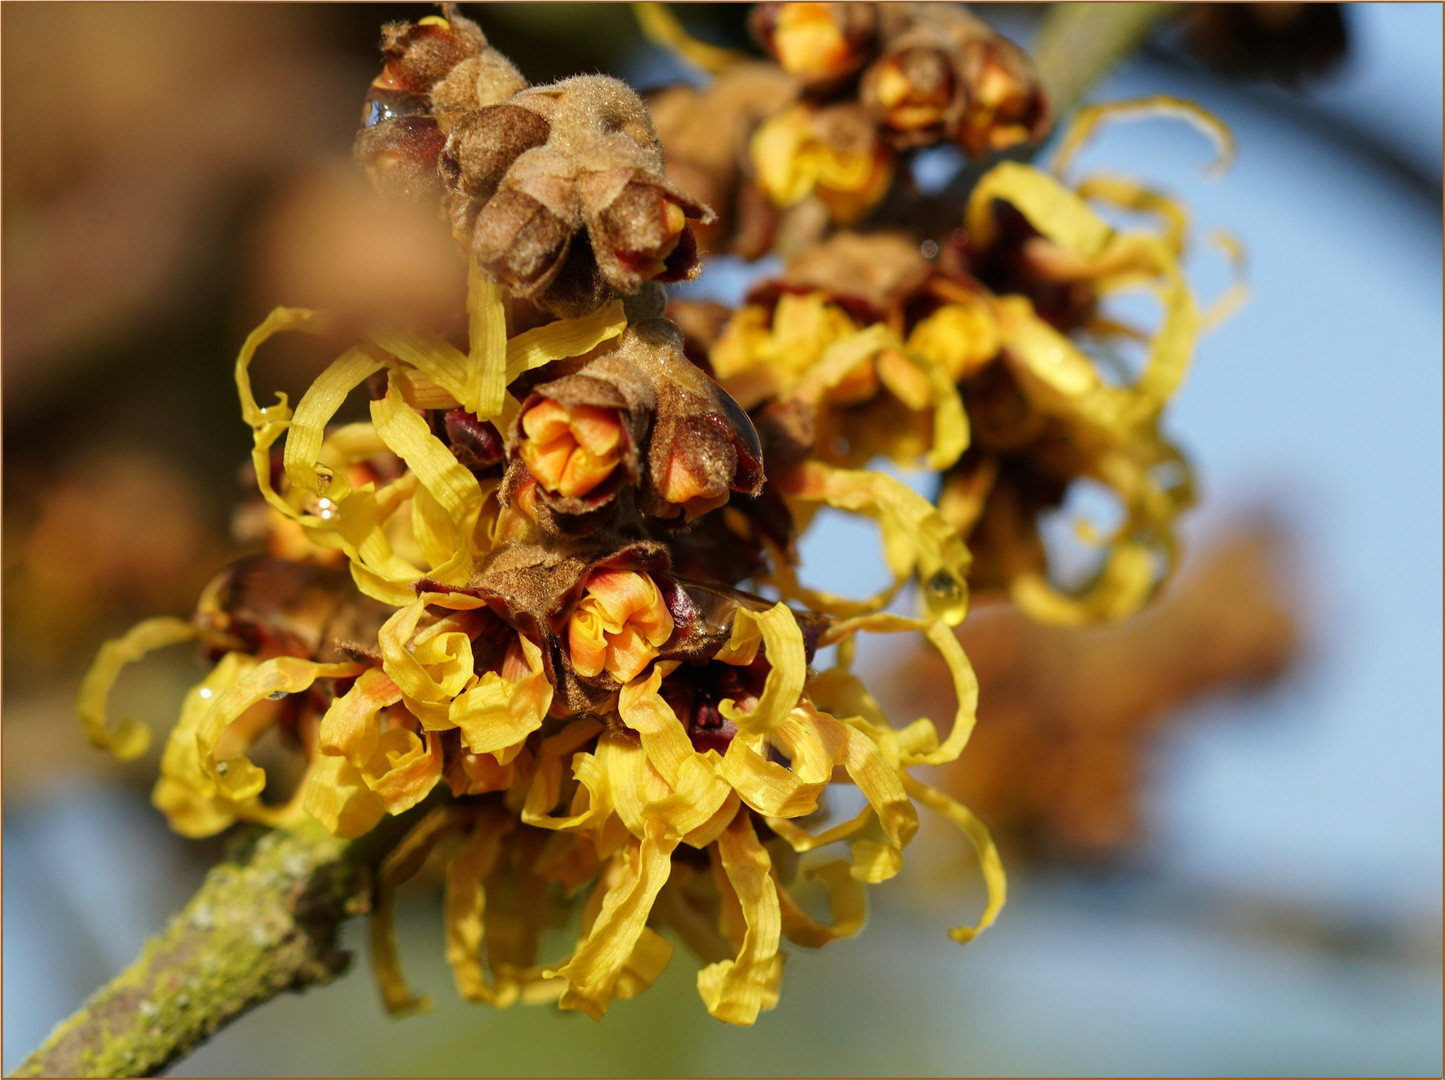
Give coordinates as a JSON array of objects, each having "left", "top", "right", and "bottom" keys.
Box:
[
  {"left": 749, "top": 2, "right": 879, "bottom": 89},
  {"left": 592, "top": 179, "right": 692, "bottom": 283},
  {"left": 627, "top": 320, "right": 764, "bottom": 523},
  {"left": 856, "top": 5, "right": 1048, "bottom": 158}
]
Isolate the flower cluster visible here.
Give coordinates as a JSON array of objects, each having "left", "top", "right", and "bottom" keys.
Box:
[{"left": 81, "top": 2, "right": 1231, "bottom": 1030}]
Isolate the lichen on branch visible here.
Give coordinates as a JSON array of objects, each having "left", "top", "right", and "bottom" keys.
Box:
[{"left": 13, "top": 819, "right": 378, "bottom": 1079}]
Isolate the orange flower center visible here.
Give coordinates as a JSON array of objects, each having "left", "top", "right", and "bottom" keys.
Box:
[
  {"left": 519, "top": 399, "right": 625, "bottom": 498},
  {"left": 567, "top": 569, "right": 675, "bottom": 683}
]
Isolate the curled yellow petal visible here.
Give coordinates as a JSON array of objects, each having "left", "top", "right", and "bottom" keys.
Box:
[
  {"left": 697, "top": 810, "right": 783, "bottom": 1026},
  {"left": 371, "top": 806, "right": 467, "bottom": 1015},
  {"left": 779, "top": 461, "right": 972, "bottom": 625},
  {"left": 1051, "top": 94, "right": 1235, "bottom": 181},
  {"left": 820, "top": 613, "right": 980, "bottom": 767},
  {"left": 304, "top": 754, "right": 387, "bottom": 839},
  {"left": 634, "top": 2, "right": 749, "bottom": 74},
  {"left": 504, "top": 301, "right": 627, "bottom": 383},
  {"left": 901, "top": 775, "right": 1006, "bottom": 943},
  {"left": 362, "top": 727, "right": 444, "bottom": 815},
  {"left": 283, "top": 346, "right": 386, "bottom": 502},
  {"left": 153, "top": 651, "right": 260, "bottom": 837},
  {"left": 197, "top": 657, "right": 363, "bottom": 802},
  {"left": 79, "top": 615, "right": 200, "bottom": 761},
  {"left": 371, "top": 372, "right": 484, "bottom": 542},
  {"left": 318, "top": 668, "right": 401, "bottom": 767},
  {"left": 450, "top": 635, "right": 552, "bottom": 760},
  {"left": 378, "top": 597, "right": 484, "bottom": 729},
  {"left": 966, "top": 160, "right": 1114, "bottom": 258},
  {"left": 775, "top": 860, "right": 866, "bottom": 947},
  {"left": 548, "top": 823, "right": 680, "bottom": 1020},
  {"left": 445, "top": 808, "right": 516, "bottom": 1005}
]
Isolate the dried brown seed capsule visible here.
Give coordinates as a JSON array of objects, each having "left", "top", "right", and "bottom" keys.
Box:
[
  {"left": 444, "top": 75, "right": 714, "bottom": 316},
  {"left": 364, "top": 14, "right": 483, "bottom": 126},
  {"left": 470, "top": 187, "right": 573, "bottom": 294},
  {"left": 440, "top": 103, "right": 552, "bottom": 217},
  {"left": 750, "top": 2, "right": 879, "bottom": 89}
]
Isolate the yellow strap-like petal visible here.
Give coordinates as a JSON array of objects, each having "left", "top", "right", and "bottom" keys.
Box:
[
  {"left": 196, "top": 656, "right": 363, "bottom": 801},
  {"left": 697, "top": 811, "right": 783, "bottom": 1026},
  {"left": 633, "top": 2, "right": 749, "bottom": 73},
  {"left": 548, "top": 824, "right": 680, "bottom": 1020},
  {"left": 373, "top": 372, "right": 484, "bottom": 524},
  {"left": 450, "top": 636, "right": 552, "bottom": 760},
  {"left": 781, "top": 462, "right": 972, "bottom": 625},
  {"left": 902, "top": 775, "right": 1006, "bottom": 943},
  {"left": 283, "top": 346, "right": 386, "bottom": 500},
  {"left": 153, "top": 651, "right": 259, "bottom": 837},
  {"left": 318, "top": 668, "right": 401, "bottom": 767},
  {"left": 371, "top": 806, "right": 467, "bottom": 1015},
  {"left": 303, "top": 754, "right": 387, "bottom": 839},
  {"left": 444, "top": 809, "right": 515, "bottom": 1005},
  {"left": 717, "top": 604, "right": 807, "bottom": 736},
  {"left": 504, "top": 301, "right": 626, "bottom": 383},
  {"left": 775, "top": 860, "right": 867, "bottom": 947},
  {"left": 468, "top": 260, "right": 509, "bottom": 420},
  {"left": 1051, "top": 94, "right": 1235, "bottom": 181},
  {"left": 79, "top": 616, "right": 201, "bottom": 761},
  {"left": 966, "top": 161, "right": 1114, "bottom": 258}
]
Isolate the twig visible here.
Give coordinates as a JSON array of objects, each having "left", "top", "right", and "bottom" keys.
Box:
[
  {"left": 11, "top": 812, "right": 415, "bottom": 1079},
  {"left": 1032, "top": 3, "right": 1177, "bottom": 119}
]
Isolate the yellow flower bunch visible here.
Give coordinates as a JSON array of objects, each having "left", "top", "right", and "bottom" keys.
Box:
[{"left": 80, "top": 251, "right": 992, "bottom": 1025}]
